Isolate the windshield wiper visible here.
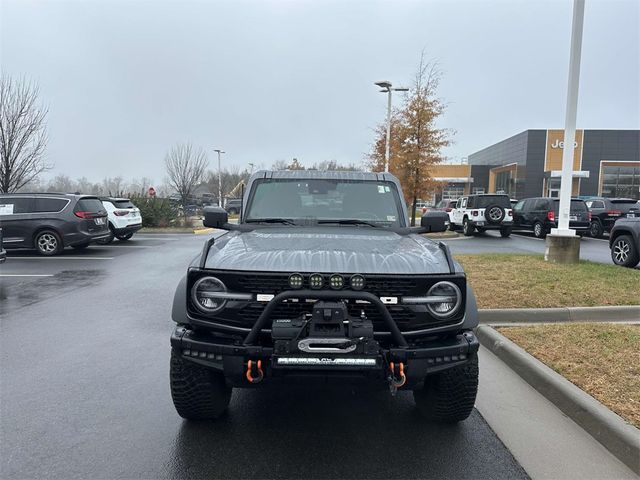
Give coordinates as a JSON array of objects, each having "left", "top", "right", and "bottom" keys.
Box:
[
  {"left": 317, "top": 219, "right": 381, "bottom": 228},
  {"left": 245, "top": 218, "right": 297, "bottom": 225}
]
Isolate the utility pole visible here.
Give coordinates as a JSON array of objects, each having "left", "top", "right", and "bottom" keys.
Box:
[
  {"left": 214, "top": 149, "right": 225, "bottom": 207},
  {"left": 375, "top": 81, "right": 409, "bottom": 173},
  {"left": 546, "top": 0, "right": 585, "bottom": 264}
]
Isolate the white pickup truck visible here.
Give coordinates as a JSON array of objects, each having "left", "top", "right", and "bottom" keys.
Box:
[{"left": 450, "top": 194, "right": 513, "bottom": 237}]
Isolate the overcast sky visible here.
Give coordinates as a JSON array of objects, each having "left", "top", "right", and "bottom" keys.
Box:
[{"left": 1, "top": 0, "right": 638, "bottom": 185}]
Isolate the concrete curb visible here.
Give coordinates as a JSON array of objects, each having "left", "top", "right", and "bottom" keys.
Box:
[
  {"left": 476, "top": 325, "right": 640, "bottom": 475},
  {"left": 479, "top": 305, "right": 640, "bottom": 324}
]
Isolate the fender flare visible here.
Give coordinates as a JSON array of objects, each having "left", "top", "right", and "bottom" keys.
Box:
[
  {"left": 171, "top": 275, "right": 190, "bottom": 324},
  {"left": 461, "top": 284, "right": 479, "bottom": 330}
]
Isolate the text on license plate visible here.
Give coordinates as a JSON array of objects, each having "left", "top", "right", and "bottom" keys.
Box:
[
  {"left": 569, "top": 216, "right": 577, "bottom": 221},
  {"left": 94, "top": 217, "right": 106, "bottom": 225}
]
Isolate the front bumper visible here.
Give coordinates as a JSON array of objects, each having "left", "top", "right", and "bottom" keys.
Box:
[{"left": 171, "top": 326, "right": 479, "bottom": 388}]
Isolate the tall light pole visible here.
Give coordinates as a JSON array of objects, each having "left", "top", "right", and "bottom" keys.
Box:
[
  {"left": 546, "top": 0, "right": 585, "bottom": 264},
  {"left": 214, "top": 149, "right": 225, "bottom": 207},
  {"left": 375, "top": 81, "right": 409, "bottom": 173}
]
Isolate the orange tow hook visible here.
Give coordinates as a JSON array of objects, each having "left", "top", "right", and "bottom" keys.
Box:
[
  {"left": 389, "top": 362, "right": 406, "bottom": 388},
  {"left": 246, "top": 359, "right": 264, "bottom": 384}
]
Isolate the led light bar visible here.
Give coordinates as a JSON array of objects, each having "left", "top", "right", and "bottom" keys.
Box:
[{"left": 277, "top": 357, "right": 377, "bottom": 366}]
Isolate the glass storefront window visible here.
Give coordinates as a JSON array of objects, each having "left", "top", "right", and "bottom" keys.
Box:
[{"left": 601, "top": 166, "right": 640, "bottom": 200}]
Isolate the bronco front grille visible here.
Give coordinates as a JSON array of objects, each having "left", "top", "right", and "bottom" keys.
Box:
[
  {"left": 190, "top": 269, "right": 466, "bottom": 332},
  {"left": 230, "top": 273, "right": 418, "bottom": 297}
]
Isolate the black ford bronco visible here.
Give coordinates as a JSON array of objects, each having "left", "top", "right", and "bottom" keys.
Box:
[{"left": 170, "top": 171, "right": 480, "bottom": 422}]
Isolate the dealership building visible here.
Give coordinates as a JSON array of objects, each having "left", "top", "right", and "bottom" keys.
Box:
[{"left": 429, "top": 129, "right": 640, "bottom": 201}]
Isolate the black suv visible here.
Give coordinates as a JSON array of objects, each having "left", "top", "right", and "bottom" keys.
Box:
[
  {"left": 512, "top": 197, "right": 590, "bottom": 238},
  {"left": 170, "top": 171, "right": 479, "bottom": 422},
  {"left": 0, "top": 193, "right": 109, "bottom": 255},
  {"left": 224, "top": 198, "right": 242, "bottom": 215},
  {"left": 585, "top": 197, "right": 639, "bottom": 238},
  {"left": 609, "top": 217, "right": 640, "bottom": 268}
]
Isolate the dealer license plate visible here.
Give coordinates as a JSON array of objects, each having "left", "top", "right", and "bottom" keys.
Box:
[
  {"left": 476, "top": 221, "right": 485, "bottom": 226},
  {"left": 569, "top": 216, "right": 577, "bottom": 221},
  {"left": 628, "top": 213, "right": 636, "bottom": 218},
  {"left": 94, "top": 217, "right": 106, "bottom": 225}
]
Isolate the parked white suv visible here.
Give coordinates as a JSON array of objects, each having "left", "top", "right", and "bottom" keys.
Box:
[
  {"left": 97, "top": 197, "right": 142, "bottom": 243},
  {"left": 450, "top": 194, "right": 513, "bottom": 237}
]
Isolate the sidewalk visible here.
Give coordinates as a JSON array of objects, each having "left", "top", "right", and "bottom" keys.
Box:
[{"left": 477, "top": 348, "right": 637, "bottom": 479}]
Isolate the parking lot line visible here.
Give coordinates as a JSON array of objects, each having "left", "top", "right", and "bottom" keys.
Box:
[
  {"left": 0, "top": 274, "right": 55, "bottom": 277},
  {"left": 90, "top": 245, "right": 152, "bottom": 248},
  {"left": 512, "top": 233, "right": 544, "bottom": 242},
  {"left": 8, "top": 256, "right": 114, "bottom": 260}
]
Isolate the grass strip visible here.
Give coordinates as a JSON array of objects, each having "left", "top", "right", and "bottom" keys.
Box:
[
  {"left": 456, "top": 254, "right": 640, "bottom": 309},
  {"left": 498, "top": 323, "right": 640, "bottom": 428}
]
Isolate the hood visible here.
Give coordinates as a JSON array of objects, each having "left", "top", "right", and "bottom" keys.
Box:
[{"left": 204, "top": 227, "right": 451, "bottom": 274}]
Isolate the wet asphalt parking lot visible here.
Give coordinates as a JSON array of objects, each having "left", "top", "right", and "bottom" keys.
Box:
[{"left": 0, "top": 231, "right": 612, "bottom": 479}]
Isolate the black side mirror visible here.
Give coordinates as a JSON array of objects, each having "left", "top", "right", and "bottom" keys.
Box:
[
  {"left": 420, "top": 211, "right": 448, "bottom": 233},
  {"left": 203, "top": 206, "right": 229, "bottom": 229}
]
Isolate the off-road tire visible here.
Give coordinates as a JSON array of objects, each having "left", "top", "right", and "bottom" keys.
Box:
[
  {"left": 414, "top": 353, "right": 479, "bottom": 423},
  {"left": 115, "top": 232, "right": 133, "bottom": 241},
  {"left": 476, "top": 227, "right": 486, "bottom": 234},
  {"left": 485, "top": 204, "right": 505, "bottom": 225},
  {"left": 589, "top": 221, "right": 603, "bottom": 239},
  {"left": 462, "top": 218, "right": 474, "bottom": 236},
  {"left": 170, "top": 349, "right": 232, "bottom": 420},
  {"left": 34, "top": 230, "right": 63, "bottom": 256},
  {"left": 533, "top": 221, "right": 546, "bottom": 239},
  {"left": 500, "top": 226, "right": 512, "bottom": 238},
  {"left": 611, "top": 235, "right": 640, "bottom": 268}
]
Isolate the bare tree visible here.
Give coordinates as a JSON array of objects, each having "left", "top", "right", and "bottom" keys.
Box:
[
  {"left": 0, "top": 75, "right": 49, "bottom": 193},
  {"left": 165, "top": 143, "right": 208, "bottom": 218}
]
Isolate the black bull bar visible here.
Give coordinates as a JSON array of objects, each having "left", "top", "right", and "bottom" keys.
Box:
[{"left": 242, "top": 289, "right": 409, "bottom": 348}]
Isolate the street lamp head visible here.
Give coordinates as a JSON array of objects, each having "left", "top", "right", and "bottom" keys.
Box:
[
  {"left": 393, "top": 87, "right": 409, "bottom": 92},
  {"left": 375, "top": 80, "right": 392, "bottom": 89},
  {"left": 213, "top": 149, "right": 225, "bottom": 154}
]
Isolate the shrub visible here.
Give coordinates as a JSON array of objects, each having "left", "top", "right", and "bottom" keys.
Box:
[{"left": 130, "top": 196, "right": 179, "bottom": 228}]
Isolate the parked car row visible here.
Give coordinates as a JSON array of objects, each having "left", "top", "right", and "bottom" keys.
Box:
[
  {"left": 0, "top": 193, "right": 142, "bottom": 256},
  {"left": 430, "top": 193, "right": 639, "bottom": 240}
]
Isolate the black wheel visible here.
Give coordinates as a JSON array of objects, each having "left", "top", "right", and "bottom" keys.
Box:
[
  {"left": 115, "top": 232, "right": 133, "bottom": 241},
  {"left": 476, "top": 227, "right": 486, "bottom": 234},
  {"left": 34, "top": 230, "right": 63, "bottom": 256},
  {"left": 96, "top": 230, "right": 115, "bottom": 245},
  {"left": 589, "top": 221, "right": 603, "bottom": 238},
  {"left": 500, "top": 226, "right": 512, "bottom": 238},
  {"left": 449, "top": 222, "right": 457, "bottom": 231},
  {"left": 170, "top": 349, "right": 232, "bottom": 420},
  {"left": 462, "top": 218, "right": 474, "bottom": 236},
  {"left": 414, "top": 353, "right": 479, "bottom": 423},
  {"left": 485, "top": 204, "right": 505, "bottom": 225},
  {"left": 72, "top": 243, "right": 90, "bottom": 250},
  {"left": 611, "top": 235, "right": 640, "bottom": 268},
  {"left": 533, "top": 221, "right": 547, "bottom": 239}
]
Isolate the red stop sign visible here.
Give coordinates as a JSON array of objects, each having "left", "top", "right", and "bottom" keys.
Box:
[{"left": 148, "top": 187, "right": 156, "bottom": 197}]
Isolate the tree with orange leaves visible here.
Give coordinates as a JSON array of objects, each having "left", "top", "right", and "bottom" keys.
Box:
[{"left": 369, "top": 52, "right": 453, "bottom": 225}]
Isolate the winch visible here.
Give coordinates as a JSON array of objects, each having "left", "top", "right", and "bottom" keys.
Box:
[{"left": 271, "top": 301, "right": 378, "bottom": 356}]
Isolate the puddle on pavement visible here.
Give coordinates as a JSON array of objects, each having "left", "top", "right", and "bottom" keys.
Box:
[{"left": 0, "top": 270, "right": 106, "bottom": 316}]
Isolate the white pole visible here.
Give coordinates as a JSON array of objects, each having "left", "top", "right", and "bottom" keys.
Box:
[
  {"left": 384, "top": 88, "right": 392, "bottom": 173},
  {"left": 218, "top": 151, "right": 222, "bottom": 208},
  {"left": 553, "top": 0, "right": 585, "bottom": 236}
]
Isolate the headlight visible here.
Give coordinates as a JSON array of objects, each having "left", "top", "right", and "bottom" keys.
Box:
[
  {"left": 191, "top": 276, "right": 227, "bottom": 313},
  {"left": 426, "top": 281, "right": 461, "bottom": 318}
]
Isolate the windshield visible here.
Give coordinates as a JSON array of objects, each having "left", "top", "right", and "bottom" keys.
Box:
[{"left": 245, "top": 178, "right": 404, "bottom": 227}]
